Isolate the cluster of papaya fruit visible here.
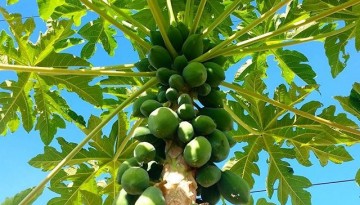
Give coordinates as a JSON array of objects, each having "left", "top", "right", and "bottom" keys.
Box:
[{"left": 114, "top": 22, "right": 250, "bottom": 205}]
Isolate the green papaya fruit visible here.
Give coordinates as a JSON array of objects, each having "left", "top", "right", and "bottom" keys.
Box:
[
  {"left": 198, "top": 89, "right": 224, "bottom": 108},
  {"left": 133, "top": 127, "right": 159, "bottom": 145},
  {"left": 135, "top": 186, "right": 165, "bottom": 205},
  {"left": 140, "top": 99, "right": 162, "bottom": 117},
  {"left": 177, "top": 104, "right": 196, "bottom": 121},
  {"left": 150, "top": 30, "right": 165, "bottom": 47},
  {"left": 195, "top": 83, "right": 211, "bottom": 97},
  {"left": 148, "top": 107, "right": 179, "bottom": 139},
  {"left": 134, "top": 58, "right": 153, "bottom": 72},
  {"left": 207, "top": 129, "right": 230, "bottom": 162},
  {"left": 182, "top": 34, "right": 203, "bottom": 60},
  {"left": 165, "top": 87, "right": 179, "bottom": 102},
  {"left": 207, "top": 55, "right": 227, "bottom": 67},
  {"left": 224, "top": 132, "right": 236, "bottom": 148},
  {"left": 157, "top": 90, "right": 167, "bottom": 103},
  {"left": 177, "top": 121, "right": 194, "bottom": 143},
  {"left": 156, "top": 67, "right": 177, "bottom": 85},
  {"left": 217, "top": 170, "right": 250, "bottom": 204},
  {"left": 169, "top": 74, "right": 187, "bottom": 92},
  {"left": 177, "top": 93, "right": 192, "bottom": 105},
  {"left": 192, "top": 115, "right": 216, "bottom": 135},
  {"left": 116, "top": 158, "right": 140, "bottom": 185},
  {"left": 148, "top": 46, "right": 172, "bottom": 69},
  {"left": 176, "top": 22, "right": 189, "bottom": 40},
  {"left": 113, "top": 189, "right": 139, "bottom": 205},
  {"left": 167, "top": 25, "right": 183, "bottom": 51},
  {"left": 195, "top": 164, "right": 221, "bottom": 188},
  {"left": 134, "top": 142, "right": 156, "bottom": 163},
  {"left": 200, "top": 185, "right": 220, "bottom": 205},
  {"left": 203, "top": 62, "right": 225, "bottom": 87},
  {"left": 183, "top": 136, "right": 212, "bottom": 168},
  {"left": 121, "top": 167, "right": 150, "bottom": 195},
  {"left": 173, "top": 55, "right": 188, "bottom": 73},
  {"left": 182, "top": 62, "right": 207, "bottom": 88},
  {"left": 132, "top": 94, "right": 157, "bottom": 118},
  {"left": 202, "top": 39, "right": 212, "bottom": 53},
  {"left": 146, "top": 161, "right": 163, "bottom": 181},
  {"left": 199, "top": 108, "right": 233, "bottom": 131}
]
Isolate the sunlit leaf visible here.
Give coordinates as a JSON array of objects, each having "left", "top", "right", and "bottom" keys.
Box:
[{"left": 1, "top": 187, "right": 43, "bottom": 205}]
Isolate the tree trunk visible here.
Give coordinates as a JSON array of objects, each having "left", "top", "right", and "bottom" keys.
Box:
[{"left": 157, "top": 141, "right": 198, "bottom": 205}]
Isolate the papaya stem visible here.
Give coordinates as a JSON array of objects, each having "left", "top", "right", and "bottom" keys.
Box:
[
  {"left": 19, "top": 78, "right": 158, "bottom": 205},
  {"left": 0, "top": 64, "right": 156, "bottom": 77},
  {"left": 221, "top": 81, "right": 360, "bottom": 137},
  {"left": 79, "top": 0, "right": 151, "bottom": 51},
  {"left": 147, "top": 0, "right": 178, "bottom": 58},
  {"left": 202, "top": 0, "right": 242, "bottom": 37},
  {"left": 210, "top": 0, "right": 360, "bottom": 59},
  {"left": 219, "top": 22, "right": 356, "bottom": 57},
  {"left": 167, "top": 0, "right": 176, "bottom": 25},
  {"left": 189, "top": 0, "right": 207, "bottom": 35},
  {"left": 193, "top": 0, "right": 292, "bottom": 62},
  {"left": 184, "top": 0, "right": 194, "bottom": 27}
]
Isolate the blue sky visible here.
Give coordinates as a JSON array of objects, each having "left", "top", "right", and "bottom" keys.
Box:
[{"left": 0, "top": 1, "right": 360, "bottom": 204}]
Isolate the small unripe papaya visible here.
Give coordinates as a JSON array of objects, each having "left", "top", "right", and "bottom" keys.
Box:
[
  {"left": 217, "top": 170, "right": 250, "bottom": 204},
  {"left": 134, "top": 142, "right": 156, "bottom": 163},
  {"left": 183, "top": 136, "right": 212, "bottom": 168},
  {"left": 173, "top": 55, "right": 188, "bottom": 73},
  {"left": 198, "top": 89, "right": 224, "bottom": 108},
  {"left": 192, "top": 115, "right": 216, "bottom": 135},
  {"left": 177, "top": 121, "right": 194, "bottom": 143},
  {"left": 113, "top": 189, "right": 139, "bottom": 205},
  {"left": 140, "top": 99, "right": 162, "bottom": 117},
  {"left": 207, "top": 129, "right": 230, "bottom": 162},
  {"left": 177, "top": 104, "right": 196, "bottom": 121},
  {"left": 199, "top": 108, "right": 233, "bottom": 131},
  {"left": 116, "top": 158, "right": 140, "bottom": 185},
  {"left": 182, "top": 34, "right": 203, "bottom": 60},
  {"left": 169, "top": 74, "right": 187, "bottom": 92},
  {"left": 201, "top": 185, "right": 220, "bottom": 205},
  {"left": 121, "top": 167, "right": 150, "bottom": 195},
  {"left": 196, "top": 164, "right": 221, "bottom": 187},
  {"left": 148, "top": 107, "right": 179, "bottom": 139},
  {"left": 148, "top": 45, "right": 172, "bottom": 69},
  {"left": 135, "top": 186, "right": 165, "bottom": 205},
  {"left": 132, "top": 94, "right": 157, "bottom": 118},
  {"left": 150, "top": 30, "right": 165, "bottom": 47},
  {"left": 167, "top": 25, "right": 184, "bottom": 51},
  {"left": 165, "top": 87, "right": 179, "bottom": 102},
  {"left": 182, "top": 62, "right": 207, "bottom": 88},
  {"left": 177, "top": 93, "right": 192, "bottom": 105},
  {"left": 156, "top": 67, "right": 177, "bottom": 85},
  {"left": 203, "top": 62, "right": 225, "bottom": 87}
]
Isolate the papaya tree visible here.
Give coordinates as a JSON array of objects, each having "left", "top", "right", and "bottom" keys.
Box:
[{"left": 1, "top": 0, "right": 360, "bottom": 204}]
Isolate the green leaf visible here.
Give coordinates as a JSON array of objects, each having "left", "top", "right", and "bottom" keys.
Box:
[
  {"left": 355, "top": 20, "right": 360, "bottom": 51},
  {"left": 324, "top": 30, "right": 352, "bottom": 77},
  {"left": 0, "top": 73, "right": 34, "bottom": 135},
  {"left": 78, "top": 18, "right": 117, "bottom": 59},
  {"left": 273, "top": 49, "right": 317, "bottom": 85},
  {"left": 265, "top": 141, "right": 312, "bottom": 205},
  {"left": 36, "top": 52, "right": 90, "bottom": 67},
  {"left": 39, "top": 75, "right": 103, "bottom": 106},
  {"left": 356, "top": 169, "right": 360, "bottom": 186},
  {"left": 37, "top": 0, "right": 66, "bottom": 20},
  {"left": 235, "top": 52, "right": 268, "bottom": 82},
  {"left": 256, "top": 198, "right": 277, "bottom": 205},
  {"left": 80, "top": 190, "right": 102, "bottom": 205},
  {"left": 1, "top": 187, "right": 43, "bottom": 205},
  {"left": 51, "top": 0, "right": 87, "bottom": 26},
  {"left": 336, "top": 82, "right": 360, "bottom": 120}
]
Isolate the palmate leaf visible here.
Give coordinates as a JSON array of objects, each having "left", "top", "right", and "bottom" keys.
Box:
[
  {"left": 29, "top": 113, "right": 136, "bottom": 204},
  {"left": 335, "top": 82, "right": 360, "bottom": 120},
  {"left": 0, "top": 187, "right": 42, "bottom": 205},
  {"left": 0, "top": 73, "right": 34, "bottom": 135},
  {"left": 225, "top": 72, "right": 357, "bottom": 204},
  {"left": 78, "top": 18, "right": 117, "bottom": 59},
  {"left": 356, "top": 169, "right": 360, "bottom": 186}
]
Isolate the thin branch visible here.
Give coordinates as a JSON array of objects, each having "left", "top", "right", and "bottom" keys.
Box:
[
  {"left": 184, "top": 0, "right": 194, "bottom": 27},
  {"left": 219, "top": 15, "right": 357, "bottom": 57},
  {"left": 0, "top": 64, "right": 156, "bottom": 77},
  {"left": 223, "top": 103, "right": 261, "bottom": 135},
  {"left": 147, "top": 0, "right": 177, "bottom": 58},
  {"left": 189, "top": 0, "right": 207, "bottom": 35},
  {"left": 113, "top": 118, "right": 144, "bottom": 161},
  {"left": 202, "top": 0, "right": 242, "bottom": 37},
  {"left": 167, "top": 0, "right": 176, "bottom": 25},
  {"left": 80, "top": 0, "right": 152, "bottom": 51},
  {"left": 217, "top": 0, "right": 360, "bottom": 59},
  {"left": 193, "top": 0, "right": 292, "bottom": 62},
  {"left": 19, "top": 78, "right": 158, "bottom": 205},
  {"left": 105, "top": 3, "right": 151, "bottom": 36},
  {"left": 221, "top": 81, "right": 360, "bottom": 137}
]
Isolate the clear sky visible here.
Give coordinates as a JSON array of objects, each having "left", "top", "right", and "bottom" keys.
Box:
[{"left": 0, "top": 1, "right": 360, "bottom": 205}]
